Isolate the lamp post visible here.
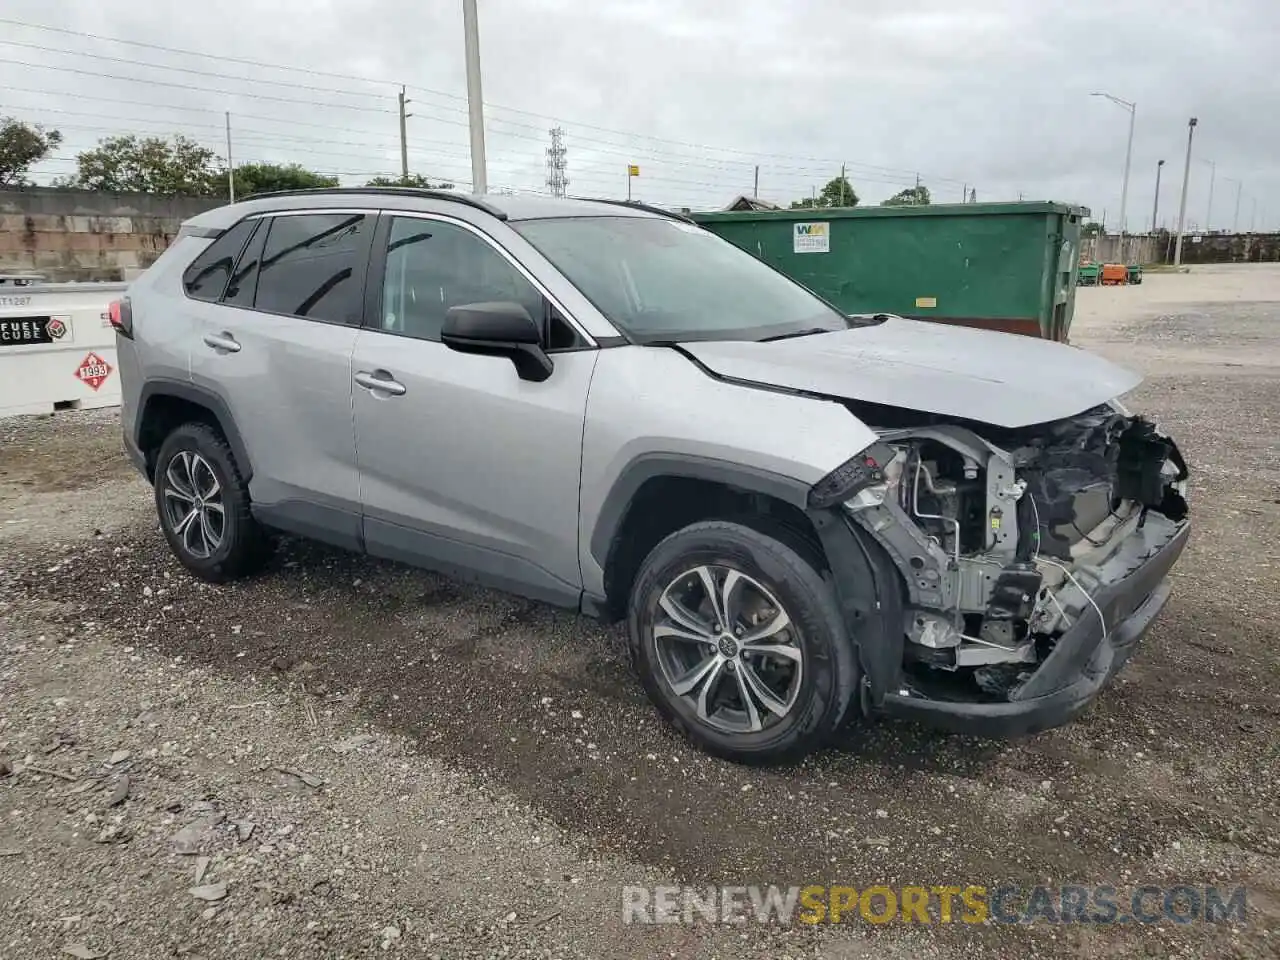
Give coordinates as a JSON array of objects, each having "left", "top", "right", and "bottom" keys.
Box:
[
  {"left": 1151, "top": 159, "right": 1165, "bottom": 233},
  {"left": 1091, "top": 92, "right": 1136, "bottom": 235},
  {"left": 1199, "top": 158, "right": 1216, "bottom": 231},
  {"left": 1173, "top": 117, "right": 1198, "bottom": 266},
  {"left": 1222, "top": 177, "right": 1242, "bottom": 233}
]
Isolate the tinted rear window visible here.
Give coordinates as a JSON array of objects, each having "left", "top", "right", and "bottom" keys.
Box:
[
  {"left": 182, "top": 220, "right": 258, "bottom": 303},
  {"left": 254, "top": 213, "right": 368, "bottom": 324}
]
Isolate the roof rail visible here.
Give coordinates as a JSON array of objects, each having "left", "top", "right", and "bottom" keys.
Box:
[
  {"left": 240, "top": 187, "right": 508, "bottom": 220},
  {"left": 568, "top": 196, "right": 696, "bottom": 225}
]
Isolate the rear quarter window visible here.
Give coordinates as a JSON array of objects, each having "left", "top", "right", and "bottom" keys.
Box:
[{"left": 182, "top": 220, "right": 259, "bottom": 303}]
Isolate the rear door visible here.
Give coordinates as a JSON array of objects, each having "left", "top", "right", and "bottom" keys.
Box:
[{"left": 187, "top": 210, "right": 373, "bottom": 547}]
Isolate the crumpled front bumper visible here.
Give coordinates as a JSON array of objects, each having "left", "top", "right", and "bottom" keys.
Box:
[{"left": 879, "top": 515, "right": 1191, "bottom": 737}]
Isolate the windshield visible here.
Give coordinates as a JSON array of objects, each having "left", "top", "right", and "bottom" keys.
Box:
[{"left": 511, "top": 216, "right": 850, "bottom": 343}]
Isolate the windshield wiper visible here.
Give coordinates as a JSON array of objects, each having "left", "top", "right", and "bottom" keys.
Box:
[{"left": 757, "top": 327, "right": 835, "bottom": 343}]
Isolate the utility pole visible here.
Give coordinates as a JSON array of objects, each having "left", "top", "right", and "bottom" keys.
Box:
[
  {"left": 840, "top": 163, "right": 847, "bottom": 205},
  {"left": 545, "top": 127, "right": 568, "bottom": 198},
  {"left": 1173, "top": 117, "right": 1198, "bottom": 267},
  {"left": 225, "top": 111, "right": 234, "bottom": 202},
  {"left": 1151, "top": 159, "right": 1165, "bottom": 233},
  {"left": 1250, "top": 197, "right": 1257, "bottom": 232},
  {"left": 1090, "top": 92, "right": 1136, "bottom": 235},
  {"left": 1200, "top": 159, "right": 1216, "bottom": 231},
  {"left": 397, "top": 86, "right": 412, "bottom": 181},
  {"left": 753, "top": 165, "right": 759, "bottom": 198},
  {"left": 1231, "top": 178, "right": 1243, "bottom": 232},
  {"left": 462, "top": 0, "right": 488, "bottom": 194}
]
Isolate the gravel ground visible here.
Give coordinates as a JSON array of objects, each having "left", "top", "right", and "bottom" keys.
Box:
[{"left": 1, "top": 264, "right": 1277, "bottom": 958}]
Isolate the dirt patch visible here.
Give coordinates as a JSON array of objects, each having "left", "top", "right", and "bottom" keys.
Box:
[{"left": 3, "top": 264, "right": 1279, "bottom": 957}]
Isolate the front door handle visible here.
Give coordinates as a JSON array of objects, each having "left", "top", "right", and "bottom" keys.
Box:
[
  {"left": 354, "top": 370, "right": 407, "bottom": 397},
  {"left": 202, "top": 332, "right": 241, "bottom": 353}
]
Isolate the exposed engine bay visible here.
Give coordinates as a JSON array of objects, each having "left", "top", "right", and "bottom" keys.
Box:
[{"left": 840, "top": 403, "right": 1189, "bottom": 702}]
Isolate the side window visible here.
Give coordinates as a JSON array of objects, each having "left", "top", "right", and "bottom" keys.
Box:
[
  {"left": 223, "top": 218, "right": 267, "bottom": 308},
  {"left": 380, "top": 217, "right": 545, "bottom": 343},
  {"left": 182, "top": 219, "right": 257, "bottom": 302},
  {"left": 254, "top": 213, "right": 369, "bottom": 323}
]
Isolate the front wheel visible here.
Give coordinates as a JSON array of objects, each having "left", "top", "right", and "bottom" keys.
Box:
[{"left": 627, "top": 520, "right": 861, "bottom": 764}]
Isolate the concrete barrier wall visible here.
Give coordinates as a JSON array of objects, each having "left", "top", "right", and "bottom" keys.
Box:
[
  {"left": 1081, "top": 231, "right": 1280, "bottom": 265},
  {"left": 0, "top": 187, "right": 221, "bottom": 282}
]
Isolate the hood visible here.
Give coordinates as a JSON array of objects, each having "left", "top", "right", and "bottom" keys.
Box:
[{"left": 678, "top": 317, "right": 1141, "bottom": 429}]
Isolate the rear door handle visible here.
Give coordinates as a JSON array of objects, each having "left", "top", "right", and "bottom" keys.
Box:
[
  {"left": 354, "top": 370, "right": 407, "bottom": 397},
  {"left": 202, "top": 332, "right": 241, "bottom": 353}
]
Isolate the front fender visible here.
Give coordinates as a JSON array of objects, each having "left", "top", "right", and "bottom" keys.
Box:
[{"left": 578, "top": 346, "right": 877, "bottom": 599}]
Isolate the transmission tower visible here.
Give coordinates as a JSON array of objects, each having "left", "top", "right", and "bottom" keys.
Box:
[{"left": 545, "top": 127, "right": 569, "bottom": 198}]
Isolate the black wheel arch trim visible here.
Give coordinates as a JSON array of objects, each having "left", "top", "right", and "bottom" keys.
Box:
[
  {"left": 136, "top": 379, "right": 254, "bottom": 483},
  {"left": 806, "top": 507, "right": 906, "bottom": 709},
  {"left": 588, "top": 453, "right": 812, "bottom": 570}
]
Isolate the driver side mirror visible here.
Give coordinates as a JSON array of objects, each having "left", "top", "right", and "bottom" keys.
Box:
[{"left": 441, "top": 301, "right": 553, "bottom": 382}]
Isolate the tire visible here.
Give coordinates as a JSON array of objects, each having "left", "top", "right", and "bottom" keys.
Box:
[
  {"left": 153, "top": 422, "right": 271, "bottom": 583},
  {"left": 627, "top": 520, "right": 861, "bottom": 764}
]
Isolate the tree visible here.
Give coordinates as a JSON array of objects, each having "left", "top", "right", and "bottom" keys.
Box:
[
  {"left": 0, "top": 117, "right": 63, "bottom": 186},
  {"left": 65, "top": 135, "right": 221, "bottom": 195},
  {"left": 882, "top": 184, "right": 931, "bottom": 206},
  {"left": 365, "top": 173, "right": 454, "bottom": 189},
  {"left": 232, "top": 162, "right": 337, "bottom": 198},
  {"left": 1082, "top": 221, "right": 1104, "bottom": 237},
  {"left": 789, "top": 175, "right": 859, "bottom": 209}
]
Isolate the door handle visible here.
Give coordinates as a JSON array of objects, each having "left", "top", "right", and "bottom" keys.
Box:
[
  {"left": 354, "top": 370, "right": 407, "bottom": 397},
  {"left": 203, "top": 332, "right": 241, "bottom": 353}
]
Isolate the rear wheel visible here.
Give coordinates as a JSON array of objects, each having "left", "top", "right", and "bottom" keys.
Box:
[
  {"left": 154, "top": 422, "right": 270, "bottom": 582},
  {"left": 627, "top": 520, "right": 860, "bottom": 764}
]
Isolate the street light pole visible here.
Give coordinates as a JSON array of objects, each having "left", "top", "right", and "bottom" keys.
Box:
[
  {"left": 1173, "top": 117, "right": 1198, "bottom": 267},
  {"left": 462, "top": 0, "right": 488, "bottom": 194},
  {"left": 1151, "top": 159, "right": 1165, "bottom": 233},
  {"left": 1091, "top": 92, "right": 1136, "bottom": 235},
  {"left": 1222, "top": 177, "right": 1242, "bottom": 233},
  {"left": 1200, "top": 159, "right": 1215, "bottom": 231}
]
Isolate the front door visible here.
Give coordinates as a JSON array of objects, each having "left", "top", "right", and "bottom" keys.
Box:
[{"left": 351, "top": 213, "right": 597, "bottom": 606}]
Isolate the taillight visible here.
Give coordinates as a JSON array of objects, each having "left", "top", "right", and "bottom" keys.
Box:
[{"left": 108, "top": 297, "right": 133, "bottom": 339}]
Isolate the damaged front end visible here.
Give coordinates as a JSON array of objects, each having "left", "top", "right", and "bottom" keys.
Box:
[{"left": 809, "top": 403, "right": 1190, "bottom": 736}]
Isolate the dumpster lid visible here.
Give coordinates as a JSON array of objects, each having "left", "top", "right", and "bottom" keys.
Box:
[{"left": 690, "top": 201, "right": 1090, "bottom": 223}]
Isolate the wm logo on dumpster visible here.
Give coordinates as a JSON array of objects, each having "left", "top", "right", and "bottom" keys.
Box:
[{"left": 793, "top": 222, "right": 830, "bottom": 253}]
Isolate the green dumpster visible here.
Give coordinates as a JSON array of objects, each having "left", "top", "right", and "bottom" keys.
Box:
[
  {"left": 1126, "top": 264, "right": 1143, "bottom": 285},
  {"left": 1078, "top": 263, "right": 1100, "bottom": 286},
  {"left": 691, "top": 202, "right": 1089, "bottom": 341}
]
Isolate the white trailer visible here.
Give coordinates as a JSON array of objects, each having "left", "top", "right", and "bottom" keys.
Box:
[{"left": 0, "top": 275, "right": 129, "bottom": 417}]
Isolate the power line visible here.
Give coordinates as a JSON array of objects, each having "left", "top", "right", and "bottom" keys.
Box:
[
  {"left": 0, "top": 38, "right": 396, "bottom": 101},
  {"left": 0, "top": 16, "right": 409, "bottom": 88},
  {"left": 0, "top": 57, "right": 395, "bottom": 114},
  {"left": 0, "top": 16, "right": 975, "bottom": 188}
]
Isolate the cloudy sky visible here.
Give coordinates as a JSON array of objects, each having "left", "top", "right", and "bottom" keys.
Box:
[{"left": 1, "top": 0, "right": 1276, "bottom": 229}]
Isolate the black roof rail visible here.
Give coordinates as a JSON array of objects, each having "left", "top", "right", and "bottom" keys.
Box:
[
  {"left": 568, "top": 196, "right": 696, "bottom": 225},
  {"left": 240, "top": 186, "right": 508, "bottom": 220}
]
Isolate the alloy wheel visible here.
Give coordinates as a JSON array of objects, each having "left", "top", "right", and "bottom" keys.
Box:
[
  {"left": 161, "top": 451, "right": 225, "bottom": 559},
  {"left": 652, "top": 564, "right": 803, "bottom": 734}
]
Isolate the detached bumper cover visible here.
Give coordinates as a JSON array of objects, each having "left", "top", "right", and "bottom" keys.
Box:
[{"left": 881, "top": 515, "right": 1191, "bottom": 737}]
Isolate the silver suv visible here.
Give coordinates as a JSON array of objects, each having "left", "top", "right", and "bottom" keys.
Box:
[{"left": 113, "top": 189, "right": 1190, "bottom": 763}]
